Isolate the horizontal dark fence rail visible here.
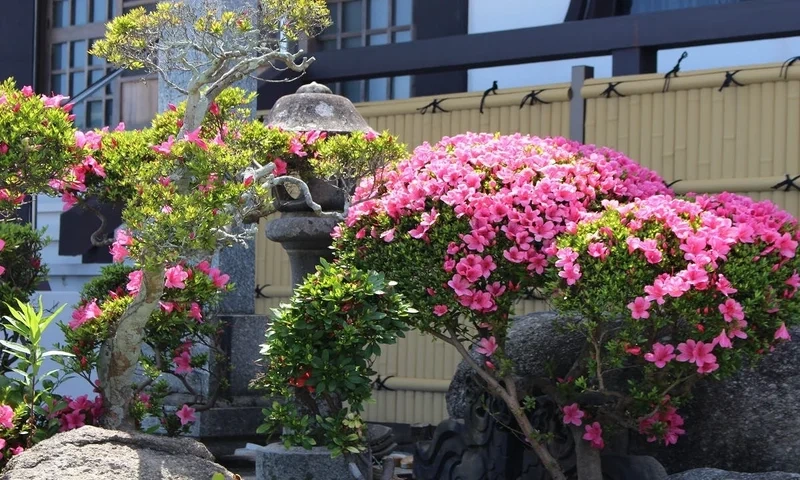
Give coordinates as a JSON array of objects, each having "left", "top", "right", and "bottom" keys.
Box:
[{"left": 302, "top": 0, "right": 800, "bottom": 82}]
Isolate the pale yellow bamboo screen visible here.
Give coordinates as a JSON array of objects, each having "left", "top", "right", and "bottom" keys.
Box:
[
  {"left": 254, "top": 85, "right": 571, "bottom": 425},
  {"left": 583, "top": 62, "right": 800, "bottom": 221}
]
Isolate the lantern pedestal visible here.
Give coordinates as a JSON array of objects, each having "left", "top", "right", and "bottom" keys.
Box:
[{"left": 264, "top": 213, "right": 339, "bottom": 288}]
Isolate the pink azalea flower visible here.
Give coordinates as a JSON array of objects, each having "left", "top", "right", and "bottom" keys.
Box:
[
  {"left": 558, "top": 263, "right": 581, "bottom": 285},
  {"left": 61, "top": 410, "right": 85, "bottom": 431},
  {"left": 161, "top": 205, "right": 173, "bottom": 214},
  {"left": 562, "top": 403, "right": 585, "bottom": 426},
  {"left": 380, "top": 228, "right": 396, "bottom": 243},
  {"left": 209, "top": 268, "right": 230, "bottom": 289},
  {"left": 189, "top": 302, "right": 203, "bottom": 322},
  {"left": 643, "top": 343, "right": 675, "bottom": 368},
  {"left": 716, "top": 274, "right": 738, "bottom": 296},
  {"left": 176, "top": 404, "right": 196, "bottom": 425},
  {"left": 775, "top": 322, "right": 792, "bottom": 341},
  {"left": 273, "top": 158, "right": 287, "bottom": 176},
  {"left": 713, "top": 330, "right": 733, "bottom": 348},
  {"left": 126, "top": 270, "right": 143, "bottom": 295},
  {"left": 152, "top": 135, "right": 176, "bottom": 155},
  {"left": 718, "top": 298, "right": 744, "bottom": 323},
  {"left": 115, "top": 229, "right": 133, "bottom": 246},
  {"left": 10, "top": 446, "right": 23, "bottom": 456},
  {"left": 676, "top": 340, "right": 716, "bottom": 371},
  {"left": 433, "top": 305, "right": 448, "bottom": 316},
  {"left": 68, "top": 395, "right": 92, "bottom": 412},
  {"left": 159, "top": 301, "right": 175, "bottom": 313},
  {"left": 587, "top": 242, "right": 609, "bottom": 260},
  {"left": 627, "top": 297, "right": 651, "bottom": 320},
  {"left": 475, "top": 336, "right": 498, "bottom": 357},
  {"left": 0, "top": 239, "right": 5, "bottom": 251},
  {"left": 196, "top": 260, "right": 211, "bottom": 274},
  {"left": 164, "top": 265, "right": 189, "bottom": 289},
  {"left": 21, "top": 85, "right": 33, "bottom": 97},
  {"left": 583, "top": 422, "right": 605, "bottom": 449},
  {"left": 364, "top": 130, "right": 378, "bottom": 141},
  {"left": 0, "top": 438, "right": 5, "bottom": 450},
  {"left": 110, "top": 243, "right": 129, "bottom": 263},
  {"left": 0, "top": 404, "right": 15, "bottom": 428},
  {"left": 288, "top": 137, "right": 307, "bottom": 157},
  {"left": 0, "top": 143, "right": 8, "bottom": 155},
  {"left": 183, "top": 127, "right": 208, "bottom": 150},
  {"left": 174, "top": 351, "right": 192, "bottom": 374}
]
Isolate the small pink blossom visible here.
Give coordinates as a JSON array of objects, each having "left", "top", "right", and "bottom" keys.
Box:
[
  {"left": 433, "top": 305, "right": 448, "bottom": 316},
  {"left": 475, "top": 336, "right": 498, "bottom": 357},
  {"left": 164, "top": 265, "right": 189, "bottom": 289},
  {"left": 562, "top": 403, "right": 585, "bottom": 426},
  {"left": 61, "top": 410, "right": 85, "bottom": 431},
  {"left": 364, "top": 130, "right": 378, "bottom": 141},
  {"left": 273, "top": 158, "right": 287, "bottom": 176},
  {"left": 587, "top": 242, "right": 609, "bottom": 260},
  {"left": 713, "top": 330, "right": 733, "bottom": 348},
  {"left": 10, "top": 446, "right": 23, "bottom": 456},
  {"left": 775, "top": 322, "right": 792, "bottom": 341},
  {"left": 380, "top": 228, "right": 396, "bottom": 243},
  {"left": 161, "top": 205, "right": 173, "bottom": 214},
  {"left": 126, "top": 270, "right": 143, "bottom": 295},
  {"left": 0, "top": 404, "right": 15, "bottom": 428},
  {"left": 183, "top": 127, "right": 208, "bottom": 150},
  {"left": 583, "top": 422, "right": 604, "bottom": 449},
  {"left": 208, "top": 268, "right": 230, "bottom": 289},
  {"left": 152, "top": 135, "right": 175, "bottom": 155},
  {"left": 159, "top": 301, "right": 175, "bottom": 313},
  {"left": 21, "top": 86, "right": 34, "bottom": 97},
  {"left": 174, "top": 351, "right": 192, "bottom": 374},
  {"left": 627, "top": 297, "right": 651, "bottom": 320},
  {"left": 718, "top": 298, "right": 744, "bottom": 323},
  {"left": 196, "top": 260, "right": 211, "bottom": 274},
  {"left": 110, "top": 243, "right": 129, "bottom": 263},
  {"left": 189, "top": 302, "right": 203, "bottom": 322},
  {"left": 176, "top": 404, "right": 196, "bottom": 425},
  {"left": 644, "top": 343, "right": 675, "bottom": 368}
]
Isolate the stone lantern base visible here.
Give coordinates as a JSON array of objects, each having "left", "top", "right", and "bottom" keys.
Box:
[{"left": 264, "top": 213, "right": 340, "bottom": 288}]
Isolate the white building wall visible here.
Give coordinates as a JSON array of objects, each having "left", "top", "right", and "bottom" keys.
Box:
[{"left": 467, "top": 0, "right": 800, "bottom": 91}]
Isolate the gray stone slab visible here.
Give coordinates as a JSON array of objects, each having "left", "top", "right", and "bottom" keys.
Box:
[
  {"left": 668, "top": 469, "right": 800, "bottom": 480},
  {"left": 256, "top": 444, "right": 355, "bottom": 480},
  {"left": 224, "top": 314, "right": 271, "bottom": 396},
  {"left": 197, "top": 406, "right": 266, "bottom": 438},
  {"left": 217, "top": 239, "right": 256, "bottom": 315}
]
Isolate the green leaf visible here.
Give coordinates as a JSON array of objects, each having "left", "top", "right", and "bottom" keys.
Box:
[{"left": 0, "top": 340, "right": 30, "bottom": 356}]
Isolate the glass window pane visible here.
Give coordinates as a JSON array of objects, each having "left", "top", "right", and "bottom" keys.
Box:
[
  {"left": 391, "top": 75, "right": 411, "bottom": 99},
  {"left": 87, "top": 101, "right": 103, "bottom": 128},
  {"left": 105, "top": 100, "right": 114, "bottom": 126},
  {"left": 341, "top": 80, "right": 362, "bottom": 103},
  {"left": 342, "top": 36, "right": 363, "bottom": 49},
  {"left": 54, "top": 0, "right": 69, "bottom": 28},
  {"left": 52, "top": 43, "right": 68, "bottom": 70},
  {"left": 90, "top": 0, "right": 108, "bottom": 23},
  {"left": 72, "top": 103, "right": 86, "bottom": 129},
  {"left": 393, "top": 0, "right": 411, "bottom": 26},
  {"left": 71, "top": 40, "right": 87, "bottom": 68},
  {"left": 323, "top": 3, "right": 338, "bottom": 34},
  {"left": 342, "top": 0, "right": 362, "bottom": 33},
  {"left": 319, "top": 39, "right": 338, "bottom": 51},
  {"left": 369, "top": 34, "right": 388, "bottom": 46},
  {"left": 89, "top": 69, "right": 105, "bottom": 97},
  {"left": 72, "top": 0, "right": 88, "bottom": 25},
  {"left": 394, "top": 30, "right": 411, "bottom": 43},
  {"left": 70, "top": 71, "right": 86, "bottom": 96},
  {"left": 369, "top": 0, "right": 389, "bottom": 28},
  {"left": 50, "top": 74, "right": 67, "bottom": 95},
  {"left": 105, "top": 69, "right": 114, "bottom": 95},
  {"left": 367, "top": 78, "right": 388, "bottom": 101}
]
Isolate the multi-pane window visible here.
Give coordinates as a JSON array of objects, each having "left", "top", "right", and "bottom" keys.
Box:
[
  {"left": 48, "top": 0, "right": 118, "bottom": 130},
  {"left": 317, "top": 0, "right": 413, "bottom": 102}
]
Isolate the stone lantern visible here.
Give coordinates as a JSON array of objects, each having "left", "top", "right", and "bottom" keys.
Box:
[{"left": 263, "top": 82, "right": 373, "bottom": 288}]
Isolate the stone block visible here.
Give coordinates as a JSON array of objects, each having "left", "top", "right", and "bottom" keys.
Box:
[
  {"left": 223, "top": 314, "right": 271, "bottom": 396},
  {"left": 217, "top": 239, "right": 256, "bottom": 315},
  {"left": 255, "top": 444, "right": 355, "bottom": 480}
]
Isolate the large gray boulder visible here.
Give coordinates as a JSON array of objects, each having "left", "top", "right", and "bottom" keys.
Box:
[
  {"left": 446, "top": 311, "right": 584, "bottom": 418},
  {"left": 668, "top": 469, "right": 800, "bottom": 480},
  {"left": 1, "top": 425, "right": 236, "bottom": 480},
  {"left": 630, "top": 325, "right": 800, "bottom": 473},
  {"left": 446, "top": 313, "right": 800, "bottom": 474}
]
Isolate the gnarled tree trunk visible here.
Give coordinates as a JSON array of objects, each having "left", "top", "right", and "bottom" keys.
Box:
[{"left": 97, "top": 267, "right": 164, "bottom": 430}]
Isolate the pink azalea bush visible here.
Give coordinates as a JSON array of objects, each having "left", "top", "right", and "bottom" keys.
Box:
[
  {"left": 334, "top": 132, "right": 669, "bottom": 478},
  {"left": 57, "top": 260, "right": 228, "bottom": 434},
  {"left": 545, "top": 193, "right": 800, "bottom": 448},
  {"left": 336, "top": 132, "right": 668, "bottom": 340}
]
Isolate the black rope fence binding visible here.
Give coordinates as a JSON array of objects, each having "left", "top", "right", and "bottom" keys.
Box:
[
  {"left": 718, "top": 70, "right": 744, "bottom": 92},
  {"left": 479, "top": 80, "right": 498, "bottom": 114},
  {"left": 602, "top": 82, "right": 625, "bottom": 98},
  {"left": 665, "top": 179, "right": 683, "bottom": 189},
  {"left": 780, "top": 56, "right": 800, "bottom": 79},
  {"left": 519, "top": 89, "right": 551, "bottom": 108},
  {"left": 371, "top": 375, "right": 395, "bottom": 391},
  {"left": 417, "top": 98, "right": 449, "bottom": 115},
  {"left": 663, "top": 51, "right": 688, "bottom": 93},
  {"left": 772, "top": 174, "right": 800, "bottom": 192},
  {"left": 254, "top": 284, "right": 271, "bottom": 299}
]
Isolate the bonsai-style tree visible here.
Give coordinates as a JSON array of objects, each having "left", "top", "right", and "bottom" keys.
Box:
[{"left": 79, "top": 0, "right": 333, "bottom": 429}]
